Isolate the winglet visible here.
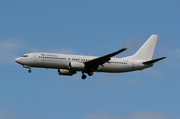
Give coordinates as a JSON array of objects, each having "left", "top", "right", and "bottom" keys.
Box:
[{"left": 123, "top": 40, "right": 130, "bottom": 50}]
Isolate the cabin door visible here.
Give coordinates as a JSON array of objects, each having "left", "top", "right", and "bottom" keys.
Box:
[
  {"left": 33, "top": 54, "right": 38, "bottom": 61},
  {"left": 131, "top": 60, "right": 135, "bottom": 69}
]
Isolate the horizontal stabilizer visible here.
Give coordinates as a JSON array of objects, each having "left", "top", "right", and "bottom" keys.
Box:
[{"left": 143, "top": 57, "right": 166, "bottom": 65}]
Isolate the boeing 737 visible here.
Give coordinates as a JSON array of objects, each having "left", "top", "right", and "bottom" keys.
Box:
[{"left": 15, "top": 34, "right": 166, "bottom": 79}]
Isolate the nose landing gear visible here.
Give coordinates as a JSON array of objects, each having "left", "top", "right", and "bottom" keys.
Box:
[
  {"left": 23, "top": 65, "right": 32, "bottom": 73},
  {"left": 28, "top": 69, "right": 32, "bottom": 73}
]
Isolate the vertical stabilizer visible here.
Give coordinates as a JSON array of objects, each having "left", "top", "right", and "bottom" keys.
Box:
[{"left": 128, "top": 34, "right": 158, "bottom": 61}]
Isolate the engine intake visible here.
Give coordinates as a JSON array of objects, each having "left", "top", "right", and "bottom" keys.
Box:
[{"left": 58, "top": 69, "right": 76, "bottom": 76}]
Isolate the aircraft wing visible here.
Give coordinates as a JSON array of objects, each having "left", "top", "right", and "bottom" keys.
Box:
[{"left": 84, "top": 41, "right": 130, "bottom": 70}]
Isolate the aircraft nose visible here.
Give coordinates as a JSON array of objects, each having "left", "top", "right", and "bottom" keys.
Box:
[{"left": 15, "top": 57, "right": 22, "bottom": 64}]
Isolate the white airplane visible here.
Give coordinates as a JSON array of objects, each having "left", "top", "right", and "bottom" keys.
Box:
[{"left": 15, "top": 34, "right": 166, "bottom": 79}]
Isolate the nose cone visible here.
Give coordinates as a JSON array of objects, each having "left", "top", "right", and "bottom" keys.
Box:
[{"left": 15, "top": 57, "right": 22, "bottom": 64}]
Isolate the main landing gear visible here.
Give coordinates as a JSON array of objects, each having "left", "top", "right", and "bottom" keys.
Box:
[
  {"left": 81, "top": 71, "right": 93, "bottom": 80},
  {"left": 81, "top": 74, "right": 87, "bottom": 79}
]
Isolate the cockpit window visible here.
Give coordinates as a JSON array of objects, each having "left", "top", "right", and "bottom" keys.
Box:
[{"left": 21, "top": 55, "right": 28, "bottom": 57}]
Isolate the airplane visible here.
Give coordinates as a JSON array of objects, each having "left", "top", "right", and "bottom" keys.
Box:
[{"left": 15, "top": 34, "right": 166, "bottom": 79}]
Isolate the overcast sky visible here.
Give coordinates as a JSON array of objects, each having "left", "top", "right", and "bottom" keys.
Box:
[{"left": 0, "top": 0, "right": 180, "bottom": 119}]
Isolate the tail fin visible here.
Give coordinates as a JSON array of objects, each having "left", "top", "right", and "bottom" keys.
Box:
[{"left": 128, "top": 34, "right": 158, "bottom": 61}]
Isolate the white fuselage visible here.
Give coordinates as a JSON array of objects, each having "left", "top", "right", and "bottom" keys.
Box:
[
  {"left": 15, "top": 52, "right": 152, "bottom": 73},
  {"left": 15, "top": 35, "right": 166, "bottom": 79}
]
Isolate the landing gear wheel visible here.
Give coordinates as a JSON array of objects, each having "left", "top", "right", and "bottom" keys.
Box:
[
  {"left": 28, "top": 69, "right": 32, "bottom": 73},
  {"left": 81, "top": 74, "right": 87, "bottom": 80},
  {"left": 88, "top": 72, "right": 93, "bottom": 76}
]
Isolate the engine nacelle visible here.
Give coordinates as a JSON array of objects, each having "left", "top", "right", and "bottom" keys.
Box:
[
  {"left": 58, "top": 69, "right": 76, "bottom": 76},
  {"left": 69, "top": 62, "right": 85, "bottom": 71}
]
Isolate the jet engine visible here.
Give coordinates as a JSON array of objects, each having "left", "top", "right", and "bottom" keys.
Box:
[
  {"left": 58, "top": 69, "right": 76, "bottom": 76},
  {"left": 69, "top": 62, "right": 85, "bottom": 71}
]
